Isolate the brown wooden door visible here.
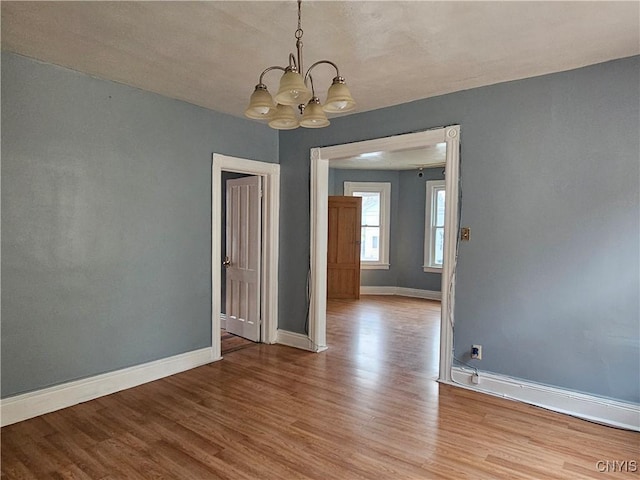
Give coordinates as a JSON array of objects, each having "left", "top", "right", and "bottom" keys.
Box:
[{"left": 327, "top": 196, "right": 362, "bottom": 299}]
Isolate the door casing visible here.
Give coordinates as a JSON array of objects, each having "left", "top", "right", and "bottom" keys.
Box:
[
  {"left": 212, "top": 154, "right": 280, "bottom": 360},
  {"left": 308, "top": 126, "right": 461, "bottom": 383}
]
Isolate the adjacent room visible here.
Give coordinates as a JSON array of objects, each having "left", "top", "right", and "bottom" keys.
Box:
[{"left": 2, "top": 1, "right": 639, "bottom": 478}]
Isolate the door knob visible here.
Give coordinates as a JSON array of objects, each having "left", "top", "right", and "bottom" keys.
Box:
[{"left": 223, "top": 256, "right": 231, "bottom": 268}]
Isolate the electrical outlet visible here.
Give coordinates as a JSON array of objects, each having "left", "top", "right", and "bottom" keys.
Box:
[{"left": 471, "top": 344, "right": 482, "bottom": 360}]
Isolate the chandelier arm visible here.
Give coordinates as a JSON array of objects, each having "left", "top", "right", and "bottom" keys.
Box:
[
  {"left": 288, "top": 53, "right": 298, "bottom": 72},
  {"left": 258, "top": 66, "right": 287, "bottom": 85},
  {"left": 303, "top": 60, "right": 341, "bottom": 84},
  {"left": 307, "top": 74, "right": 316, "bottom": 97}
]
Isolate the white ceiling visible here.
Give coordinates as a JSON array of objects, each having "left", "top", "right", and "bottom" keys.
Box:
[
  {"left": 331, "top": 143, "right": 446, "bottom": 170},
  {"left": 2, "top": 1, "right": 639, "bottom": 121}
]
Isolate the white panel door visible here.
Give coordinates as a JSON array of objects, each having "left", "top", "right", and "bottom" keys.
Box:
[{"left": 225, "top": 176, "right": 261, "bottom": 342}]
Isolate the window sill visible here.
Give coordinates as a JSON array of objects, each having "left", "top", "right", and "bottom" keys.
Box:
[
  {"left": 361, "top": 263, "right": 390, "bottom": 270},
  {"left": 423, "top": 266, "right": 443, "bottom": 273}
]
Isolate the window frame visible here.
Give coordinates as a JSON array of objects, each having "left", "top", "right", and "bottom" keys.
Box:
[
  {"left": 344, "top": 181, "right": 391, "bottom": 270},
  {"left": 424, "top": 179, "right": 446, "bottom": 272}
]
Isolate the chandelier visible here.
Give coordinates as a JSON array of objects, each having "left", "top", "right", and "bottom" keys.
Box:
[{"left": 244, "top": 0, "right": 356, "bottom": 130}]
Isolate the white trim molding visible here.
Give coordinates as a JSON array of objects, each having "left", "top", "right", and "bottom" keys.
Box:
[
  {"left": 309, "top": 147, "right": 328, "bottom": 350},
  {"left": 276, "top": 330, "right": 327, "bottom": 352},
  {"left": 360, "top": 286, "right": 442, "bottom": 301},
  {"left": 1, "top": 347, "right": 216, "bottom": 427},
  {"left": 361, "top": 263, "right": 390, "bottom": 270},
  {"left": 423, "top": 266, "right": 443, "bottom": 274},
  {"left": 212, "top": 153, "right": 280, "bottom": 357},
  {"left": 310, "top": 126, "right": 461, "bottom": 383},
  {"left": 449, "top": 366, "right": 640, "bottom": 431}
]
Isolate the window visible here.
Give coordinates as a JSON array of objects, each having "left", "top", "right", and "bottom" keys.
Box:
[
  {"left": 344, "top": 181, "right": 391, "bottom": 269},
  {"left": 424, "top": 180, "right": 445, "bottom": 272}
]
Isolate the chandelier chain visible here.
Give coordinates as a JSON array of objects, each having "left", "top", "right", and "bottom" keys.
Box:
[{"left": 295, "top": 0, "right": 303, "bottom": 39}]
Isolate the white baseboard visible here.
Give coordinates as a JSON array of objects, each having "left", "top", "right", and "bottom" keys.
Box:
[
  {"left": 397, "top": 287, "right": 441, "bottom": 300},
  {"left": 276, "top": 329, "right": 327, "bottom": 353},
  {"left": 360, "top": 286, "right": 441, "bottom": 301},
  {"left": 1, "top": 347, "right": 218, "bottom": 427},
  {"left": 448, "top": 366, "right": 640, "bottom": 431},
  {"left": 360, "top": 286, "right": 396, "bottom": 296}
]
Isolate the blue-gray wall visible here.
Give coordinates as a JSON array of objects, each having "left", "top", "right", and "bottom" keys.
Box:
[
  {"left": 1, "top": 53, "right": 278, "bottom": 397},
  {"left": 397, "top": 168, "right": 444, "bottom": 291},
  {"left": 330, "top": 167, "right": 444, "bottom": 290},
  {"left": 280, "top": 56, "right": 640, "bottom": 403},
  {"left": 3, "top": 51, "right": 638, "bottom": 404}
]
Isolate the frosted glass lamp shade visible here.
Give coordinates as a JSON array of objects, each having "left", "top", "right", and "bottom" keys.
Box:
[
  {"left": 300, "top": 98, "right": 330, "bottom": 128},
  {"left": 323, "top": 77, "right": 356, "bottom": 113},
  {"left": 245, "top": 85, "right": 275, "bottom": 120},
  {"left": 268, "top": 104, "right": 300, "bottom": 130},
  {"left": 274, "top": 70, "right": 312, "bottom": 106}
]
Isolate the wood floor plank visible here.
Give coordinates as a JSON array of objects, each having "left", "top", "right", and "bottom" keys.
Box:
[
  {"left": 213, "top": 440, "right": 317, "bottom": 480},
  {"left": 87, "top": 437, "right": 165, "bottom": 480},
  {"left": 38, "top": 433, "right": 111, "bottom": 479},
  {"left": 49, "top": 463, "right": 95, "bottom": 480},
  {"left": 2, "top": 296, "right": 638, "bottom": 479}
]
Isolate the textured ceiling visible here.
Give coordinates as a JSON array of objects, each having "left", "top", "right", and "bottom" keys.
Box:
[{"left": 2, "top": 1, "right": 639, "bottom": 120}]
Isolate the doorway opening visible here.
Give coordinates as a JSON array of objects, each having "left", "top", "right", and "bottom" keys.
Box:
[
  {"left": 308, "top": 126, "right": 460, "bottom": 383},
  {"left": 211, "top": 154, "right": 280, "bottom": 360}
]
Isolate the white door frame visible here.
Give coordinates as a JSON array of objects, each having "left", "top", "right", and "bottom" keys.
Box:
[
  {"left": 212, "top": 153, "right": 280, "bottom": 360},
  {"left": 308, "top": 126, "right": 460, "bottom": 382}
]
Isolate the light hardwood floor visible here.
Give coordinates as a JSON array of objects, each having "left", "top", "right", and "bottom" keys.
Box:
[{"left": 2, "top": 296, "right": 638, "bottom": 479}]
